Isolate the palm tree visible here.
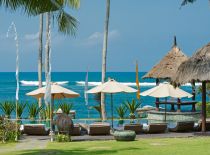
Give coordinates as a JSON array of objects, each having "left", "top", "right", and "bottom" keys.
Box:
[
  {"left": 38, "top": 14, "right": 43, "bottom": 115},
  {"left": 101, "top": 0, "right": 110, "bottom": 121}
]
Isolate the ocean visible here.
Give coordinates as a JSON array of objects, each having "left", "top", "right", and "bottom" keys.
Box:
[{"left": 0, "top": 72, "right": 201, "bottom": 120}]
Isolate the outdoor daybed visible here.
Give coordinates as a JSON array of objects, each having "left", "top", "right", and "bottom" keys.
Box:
[
  {"left": 169, "top": 121, "right": 194, "bottom": 132},
  {"left": 143, "top": 123, "right": 167, "bottom": 134},
  {"left": 194, "top": 121, "right": 210, "bottom": 131},
  {"left": 88, "top": 122, "right": 111, "bottom": 135},
  {"left": 22, "top": 124, "right": 50, "bottom": 136},
  {"left": 124, "top": 124, "right": 143, "bottom": 134}
]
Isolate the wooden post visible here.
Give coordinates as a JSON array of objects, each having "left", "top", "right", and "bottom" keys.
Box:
[
  {"left": 192, "top": 80, "right": 196, "bottom": 101},
  {"left": 155, "top": 79, "right": 160, "bottom": 111},
  {"left": 202, "top": 81, "right": 206, "bottom": 132}
]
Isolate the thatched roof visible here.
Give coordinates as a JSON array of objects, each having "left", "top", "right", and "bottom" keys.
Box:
[
  {"left": 143, "top": 37, "right": 188, "bottom": 80},
  {"left": 173, "top": 42, "right": 210, "bottom": 85}
]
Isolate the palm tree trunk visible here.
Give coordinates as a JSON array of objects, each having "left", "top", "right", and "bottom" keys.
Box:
[
  {"left": 38, "top": 14, "right": 43, "bottom": 118},
  {"left": 101, "top": 0, "right": 110, "bottom": 121},
  {"left": 45, "top": 12, "right": 50, "bottom": 76}
]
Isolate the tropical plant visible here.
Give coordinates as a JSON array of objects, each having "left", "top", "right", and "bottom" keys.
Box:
[
  {"left": 197, "top": 102, "right": 210, "bottom": 118},
  {"left": 181, "top": 0, "right": 197, "bottom": 6},
  {"left": 124, "top": 99, "right": 141, "bottom": 119},
  {"left": 59, "top": 103, "right": 73, "bottom": 115},
  {"left": 40, "top": 105, "right": 51, "bottom": 120},
  {"left": 91, "top": 105, "right": 102, "bottom": 119},
  {"left": 101, "top": 0, "right": 111, "bottom": 121},
  {"left": 116, "top": 104, "right": 127, "bottom": 120},
  {"left": 28, "top": 103, "right": 43, "bottom": 120},
  {"left": 16, "top": 102, "right": 27, "bottom": 119},
  {"left": 0, "top": 101, "right": 15, "bottom": 118},
  {"left": 91, "top": 93, "right": 102, "bottom": 119},
  {"left": 55, "top": 134, "right": 71, "bottom": 142}
]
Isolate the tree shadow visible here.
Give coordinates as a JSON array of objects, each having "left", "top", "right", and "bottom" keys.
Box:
[{"left": 18, "top": 147, "right": 144, "bottom": 155}]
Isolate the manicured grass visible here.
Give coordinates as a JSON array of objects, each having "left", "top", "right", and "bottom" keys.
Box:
[{"left": 2, "top": 137, "right": 210, "bottom": 155}]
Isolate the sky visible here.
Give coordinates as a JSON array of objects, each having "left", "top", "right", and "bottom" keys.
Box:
[{"left": 0, "top": 0, "right": 210, "bottom": 72}]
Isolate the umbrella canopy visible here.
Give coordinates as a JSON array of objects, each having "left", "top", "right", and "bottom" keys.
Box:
[
  {"left": 87, "top": 79, "right": 137, "bottom": 129},
  {"left": 26, "top": 83, "right": 80, "bottom": 99},
  {"left": 143, "top": 37, "right": 188, "bottom": 80},
  {"left": 86, "top": 79, "right": 137, "bottom": 94},
  {"left": 140, "top": 83, "right": 192, "bottom": 98}
]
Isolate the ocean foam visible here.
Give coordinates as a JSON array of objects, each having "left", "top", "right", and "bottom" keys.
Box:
[
  {"left": 76, "top": 81, "right": 201, "bottom": 87},
  {"left": 20, "top": 80, "right": 69, "bottom": 86}
]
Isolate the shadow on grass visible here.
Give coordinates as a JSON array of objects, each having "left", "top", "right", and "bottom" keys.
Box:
[{"left": 19, "top": 147, "right": 143, "bottom": 155}]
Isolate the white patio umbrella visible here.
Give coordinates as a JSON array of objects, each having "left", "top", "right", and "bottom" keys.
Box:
[
  {"left": 86, "top": 79, "right": 137, "bottom": 129},
  {"left": 26, "top": 83, "right": 80, "bottom": 134},
  {"left": 140, "top": 82, "right": 192, "bottom": 121}
]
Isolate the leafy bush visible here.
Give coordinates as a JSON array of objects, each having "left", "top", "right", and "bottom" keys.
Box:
[
  {"left": 17, "top": 102, "right": 27, "bottom": 119},
  {"left": 124, "top": 99, "right": 141, "bottom": 119},
  {"left": 0, "top": 117, "right": 20, "bottom": 142},
  {"left": 28, "top": 103, "right": 43, "bottom": 119},
  {"left": 0, "top": 101, "right": 15, "bottom": 118},
  {"left": 55, "top": 134, "right": 71, "bottom": 142},
  {"left": 197, "top": 102, "right": 210, "bottom": 118},
  {"left": 59, "top": 103, "right": 73, "bottom": 115}
]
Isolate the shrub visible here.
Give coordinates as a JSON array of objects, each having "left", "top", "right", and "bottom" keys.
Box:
[
  {"left": 55, "top": 134, "right": 71, "bottom": 142},
  {"left": 0, "top": 101, "right": 15, "bottom": 118},
  {"left": 0, "top": 117, "right": 20, "bottom": 142},
  {"left": 40, "top": 105, "right": 51, "bottom": 120}
]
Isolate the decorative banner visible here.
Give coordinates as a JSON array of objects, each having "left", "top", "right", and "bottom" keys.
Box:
[
  {"left": 136, "top": 61, "right": 140, "bottom": 100},
  {"left": 7, "top": 22, "right": 19, "bottom": 101},
  {"left": 84, "top": 69, "right": 89, "bottom": 106}
]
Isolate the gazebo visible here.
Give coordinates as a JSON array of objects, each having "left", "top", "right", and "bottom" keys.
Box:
[
  {"left": 142, "top": 36, "right": 194, "bottom": 110},
  {"left": 173, "top": 42, "right": 210, "bottom": 132}
]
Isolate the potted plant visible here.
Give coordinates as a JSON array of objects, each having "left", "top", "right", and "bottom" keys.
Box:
[
  {"left": 116, "top": 104, "right": 127, "bottom": 125},
  {"left": 124, "top": 99, "right": 141, "bottom": 120},
  {"left": 0, "top": 101, "right": 15, "bottom": 118},
  {"left": 27, "top": 103, "right": 43, "bottom": 120},
  {"left": 59, "top": 102, "right": 73, "bottom": 115},
  {"left": 17, "top": 102, "right": 27, "bottom": 119}
]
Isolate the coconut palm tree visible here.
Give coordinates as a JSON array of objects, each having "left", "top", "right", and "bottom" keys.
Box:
[
  {"left": 101, "top": 0, "right": 110, "bottom": 121},
  {"left": 38, "top": 14, "right": 43, "bottom": 115}
]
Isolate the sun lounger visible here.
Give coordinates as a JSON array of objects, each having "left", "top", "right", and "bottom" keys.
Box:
[
  {"left": 124, "top": 124, "right": 143, "bottom": 134},
  {"left": 23, "top": 124, "right": 50, "bottom": 136},
  {"left": 143, "top": 123, "right": 167, "bottom": 134},
  {"left": 70, "top": 124, "right": 81, "bottom": 136},
  {"left": 169, "top": 121, "right": 194, "bottom": 132},
  {"left": 194, "top": 121, "right": 210, "bottom": 131},
  {"left": 88, "top": 122, "right": 111, "bottom": 135}
]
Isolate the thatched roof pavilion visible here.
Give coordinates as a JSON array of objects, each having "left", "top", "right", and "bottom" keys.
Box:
[
  {"left": 143, "top": 37, "right": 188, "bottom": 80},
  {"left": 173, "top": 42, "right": 210, "bottom": 132}
]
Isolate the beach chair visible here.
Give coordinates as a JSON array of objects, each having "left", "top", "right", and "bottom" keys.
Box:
[
  {"left": 88, "top": 122, "right": 111, "bottom": 135},
  {"left": 70, "top": 124, "right": 81, "bottom": 136},
  {"left": 169, "top": 121, "right": 194, "bottom": 132},
  {"left": 194, "top": 121, "right": 210, "bottom": 131},
  {"left": 23, "top": 124, "right": 50, "bottom": 136},
  {"left": 124, "top": 124, "right": 143, "bottom": 134},
  {"left": 144, "top": 123, "right": 167, "bottom": 134}
]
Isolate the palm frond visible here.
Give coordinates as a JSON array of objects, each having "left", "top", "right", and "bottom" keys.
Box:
[
  {"left": 56, "top": 10, "right": 78, "bottom": 35},
  {"left": 181, "top": 0, "right": 197, "bottom": 6}
]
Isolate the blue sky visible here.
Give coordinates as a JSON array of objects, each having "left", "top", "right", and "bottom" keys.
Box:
[{"left": 0, "top": 0, "right": 210, "bottom": 72}]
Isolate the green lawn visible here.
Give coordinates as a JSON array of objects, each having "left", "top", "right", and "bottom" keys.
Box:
[{"left": 1, "top": 137, "right": 210, "bottom": 155}]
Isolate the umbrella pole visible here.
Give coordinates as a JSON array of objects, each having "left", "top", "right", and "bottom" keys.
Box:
[
  {"left": 50, "top": 95, "right": 54, "bottom": 142},
  {"left": 111, "top": 93, "right": 113, "bottom": 129}
]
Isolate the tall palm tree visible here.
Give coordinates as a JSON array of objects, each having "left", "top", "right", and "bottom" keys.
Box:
[
  {"left": 101, "top": 0, "right": 110, "bottom": 120},
  {"left": 38, "top": 14, "right": 43, "bottom": 115}
]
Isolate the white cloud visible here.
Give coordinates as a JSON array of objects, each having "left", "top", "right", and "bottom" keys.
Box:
[
  {"left": 24, "top": 32, "right": 39, "bottom": 40},
  {"left": 83, "top": 30, "right": 120, "bottom": 46}
]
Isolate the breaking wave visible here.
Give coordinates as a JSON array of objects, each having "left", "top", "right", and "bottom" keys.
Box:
[{"left": 20, "top": 80, "right": 69, "bottom": 86}]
